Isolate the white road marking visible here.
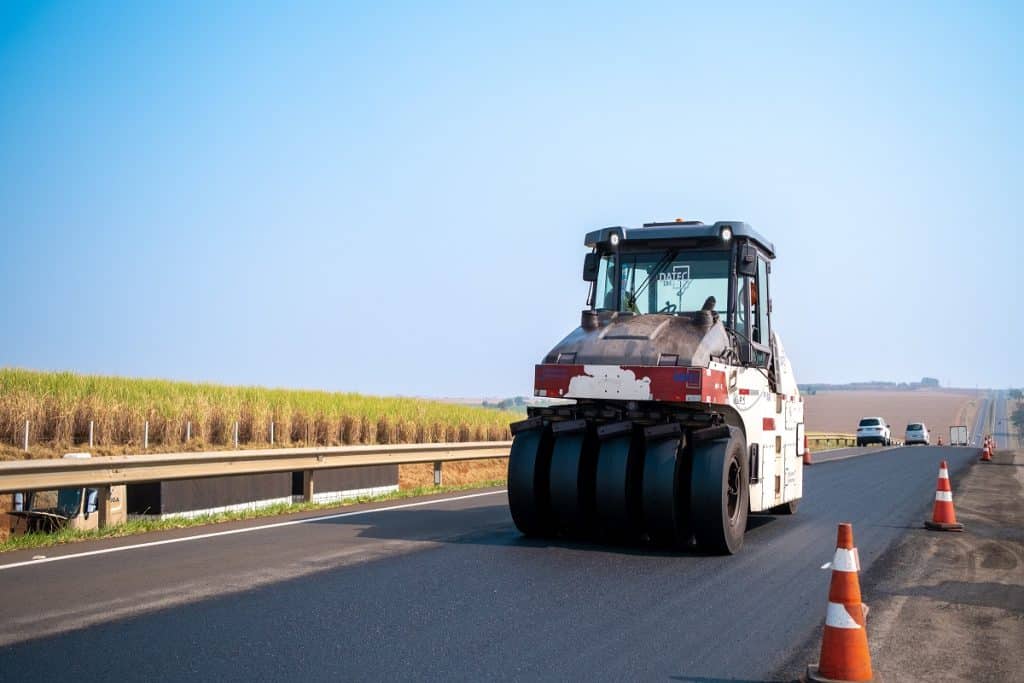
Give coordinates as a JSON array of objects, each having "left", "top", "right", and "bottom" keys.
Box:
[
  {"left": 821, "top": 562, "right": 832, "bottom": 569},
  {"left": 0, "top": 489, "right": 507, "bottom": 572}
]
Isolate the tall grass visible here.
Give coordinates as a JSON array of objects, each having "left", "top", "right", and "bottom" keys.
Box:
[{"left": 0, "top": 369, "right": 518, "bottom": 457}]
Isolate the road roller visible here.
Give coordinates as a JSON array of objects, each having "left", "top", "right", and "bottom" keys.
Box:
[{"left": 508, "top": 220, "right": 804, "bottom": 554}]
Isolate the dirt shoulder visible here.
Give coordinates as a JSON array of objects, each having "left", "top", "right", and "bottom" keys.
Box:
[{"left": 864, "top": 449, "right": 1024, "bottom": 681}]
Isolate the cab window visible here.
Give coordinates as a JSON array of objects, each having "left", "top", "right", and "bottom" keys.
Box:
[
  {"left": 735, "top": 275, "right": 752, "bottom": 340},
  {"left": 755, "top": 258, "right": 770, "bottom": 345}
]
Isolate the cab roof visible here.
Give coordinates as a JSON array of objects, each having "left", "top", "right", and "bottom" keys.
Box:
[{"left": 585, "top": 220, "right": 775, "bottom": 258}]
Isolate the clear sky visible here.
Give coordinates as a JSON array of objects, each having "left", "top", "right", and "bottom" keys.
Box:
[{"left": 2, "top": 2, "right": 1021, "bottom": 396}]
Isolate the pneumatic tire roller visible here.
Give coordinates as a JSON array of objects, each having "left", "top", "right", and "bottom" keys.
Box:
[{"left": 507, "top": 220, "right": 805, "bottom": 555}]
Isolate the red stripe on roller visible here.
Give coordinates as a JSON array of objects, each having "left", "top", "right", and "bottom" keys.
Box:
[{"left": 534, "top": 364, "right": 729, "bottom": 404}]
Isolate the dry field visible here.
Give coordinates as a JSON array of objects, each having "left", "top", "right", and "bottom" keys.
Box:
[
  {"left": 399, "top": 458, "right": 507, "bottom": 489},
  {"left": 0, "top": 369, "right": 521, "bottom": 539},
  {"left": 0, "top": 369, "right": 519, "bottom": 460},
  {"left": 804, "top": 390, "right": 980, "bottom": 437}
]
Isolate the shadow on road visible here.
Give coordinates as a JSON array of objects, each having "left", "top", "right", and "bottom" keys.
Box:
[
  {"left": 308, "top": 502, "right": 782, "bottom": 558},
  {"left": 670, "top": 676, "right": 791, "bottom": 682}
]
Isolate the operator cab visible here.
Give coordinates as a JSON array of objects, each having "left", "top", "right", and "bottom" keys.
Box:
[{"left": 582, "top": 219, "right": 776, "bottom": 371}]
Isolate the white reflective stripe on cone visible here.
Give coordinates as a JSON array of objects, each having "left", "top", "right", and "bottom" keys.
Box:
[
  {"left": 939, "top": 469, "right": 949, "bottom": 479},
  {"left": 825, "top": 602, "right": 862, "bottom": 629},
  {"left": 935, "top": 490, "right": 953, "bottom": 502},
  {"left": 831, "top": 547, "right": 860, "bottom": 572}
]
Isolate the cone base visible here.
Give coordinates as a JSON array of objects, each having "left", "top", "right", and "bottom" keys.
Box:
[
  {"left": 924, "top": 520, "right": 963, "bottom": 532},
  {"left": 804, "top": 663, "right": 875, "bottom": 682}
]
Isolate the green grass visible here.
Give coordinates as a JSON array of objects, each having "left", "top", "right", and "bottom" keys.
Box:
[
  {"left": 0, "top": 478, "right": 506, "bottom": 553},
  {"left": 0, "top": 368, "right": 520, "bottom": 456}
]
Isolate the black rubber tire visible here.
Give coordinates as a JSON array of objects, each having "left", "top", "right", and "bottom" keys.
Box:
[
  {"left": 640, "top": 434, "right": 688, "bottom": 545},
  {"left": 507, "top": 426, "right": 554, "bottom": 536},
  {"left": 690, "top": 427, "right": 748, "bottom": 554},
  {"left": 548, "top": 429, "right": 598, "bottom": 534},
  {"left": 769, "top": 498, "right": 799, "bottom": 515},
  {"left": 594, "top": 432, "right": 642, "bottom": 538}
]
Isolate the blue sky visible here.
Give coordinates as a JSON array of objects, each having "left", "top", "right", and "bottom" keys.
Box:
[{"left": 1, "top": 1, "right": 1021, "bottom": 396}]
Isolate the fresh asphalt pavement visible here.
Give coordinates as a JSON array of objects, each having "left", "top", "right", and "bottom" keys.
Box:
[
  {"left": 0, "top": 444, "right": 983, "bottom": 682},
  {"left": 992, "top": 390, "right": 1012, "bottom": 450}
]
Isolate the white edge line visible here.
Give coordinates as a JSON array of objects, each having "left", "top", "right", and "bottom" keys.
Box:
[
  {"left": 820, "top": 562, "right": 832, "bottom": 569},
  {"left": 0, "top": 489, "right": 507, "bottom": 572}
]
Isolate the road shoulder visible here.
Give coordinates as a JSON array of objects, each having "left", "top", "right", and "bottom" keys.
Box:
[{"left": 866, "top": 449, "right": 1023, "bottom": 682}]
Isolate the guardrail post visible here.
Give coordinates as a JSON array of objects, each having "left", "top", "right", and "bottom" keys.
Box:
[
  {"left": 186, "top": 421, "right": 191, "bottom": 442},
  {"left": 89, "top": 420, "right": 94, "bottom": 447},
  {"left": 144, "top": 421, "right": 149, "bottom": 450},
  {"left": 269, "top": 421, "right": 274, "bottom": 446},
  {"left": 303, "top": 470, "right": 315, "bottom": 502},
  {"left": 97, "top": 485, "right": 113, "bottom": 528},
  {"left": 23, "top": 421, "right": 29, "bottom": 451},
  {"left": 433, "top": 461, "right": 442, "bottom": 486},
  {"left": 234, "top": 421, "right": 239, "bottom": 448}
]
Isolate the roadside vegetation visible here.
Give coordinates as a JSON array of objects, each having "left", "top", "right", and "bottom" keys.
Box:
[
  {"left": 0, "top": 369, "right": 519, "bottom": 460},
  {"left": 0, "top": 478, "right": 506, "bottom": 553}
]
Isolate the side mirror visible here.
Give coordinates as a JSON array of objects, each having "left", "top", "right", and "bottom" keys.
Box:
[
  {"left": 738, "top": 244, "right": 757, "bottom": 276},
  {"left": 583, "top": 253, "right": 599, "bottom": 282}
]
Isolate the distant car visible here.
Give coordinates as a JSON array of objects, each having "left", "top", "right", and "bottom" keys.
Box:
[
  {"left": 856, "top": 417, "right": 892, "bottom": 446},
  {"left": 905, "top": 422, "right": 930, "bottom": 445}
]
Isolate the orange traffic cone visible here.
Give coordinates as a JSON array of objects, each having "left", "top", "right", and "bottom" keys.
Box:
[
  {"left": 804, "top": 434, "right": 814, "bottom": 466},
  {"left": 980, "top": 446, "right": 992, "bottom": 462},
  {"left": 806, "top": 523, "right": 873, "bottom": 682},
  {"left": 924, "top": 460, "right": 963, "bottom": 531}
]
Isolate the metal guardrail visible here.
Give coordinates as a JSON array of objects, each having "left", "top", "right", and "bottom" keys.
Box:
[
  {"left": 0, "top": 441, "right": 514, "bottom": 494},
  {"left": 807, "top": 433, "right": 857, "bottom": 449},
  {"left": 0, "top": 433, "right": 869, "bottom": 530},
  {"left": 1, "top": 433, "right": 862, "bottom": 495}
]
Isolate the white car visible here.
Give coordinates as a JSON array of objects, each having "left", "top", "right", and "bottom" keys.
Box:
[
  {"left": 905, "top": 422, "right": 930, "bottom": 445},
  {"left": 856, "top": 417, "right": 892, "bottom": 446}
]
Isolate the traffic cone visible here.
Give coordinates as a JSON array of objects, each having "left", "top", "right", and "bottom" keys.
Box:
[
  {"left": 936, "top": 436, "right": 942, "bottom": 446},
  {"left": 805, "top": 523, "right": 873, "bottom": 682},
  {"left": 924, "top": 460, "right": 963, "bottom": 531},
  {"left": 804, "top": 434, "right": 814, "bottom": 466},
  {"left": 980, "top": 446, "right": 992, "bottom": 462}
]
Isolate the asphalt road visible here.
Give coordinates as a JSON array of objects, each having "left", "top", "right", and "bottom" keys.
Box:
[
  {"left": 971, "top": 394, "right": 991, "bottom": 448},
  {"left": 0, "top": 444, "right": 983, "bottom": 682},
  {"left": 992, "top": 390, "right": 1011, "bottom": 450}
]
